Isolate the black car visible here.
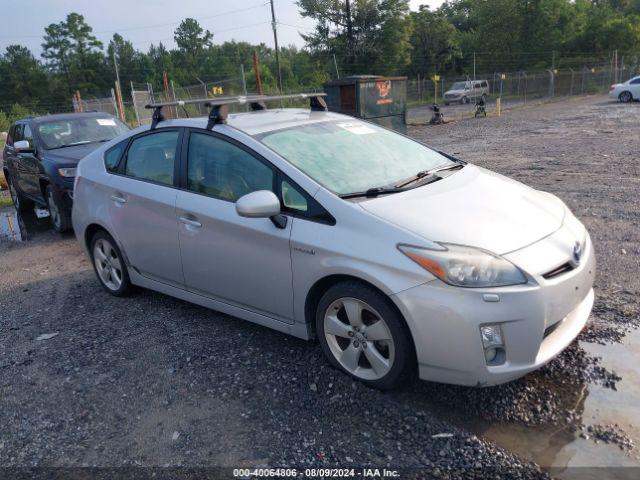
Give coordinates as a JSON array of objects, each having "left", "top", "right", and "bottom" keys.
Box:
[{"left": 2, "top": 112, "right": 129, "bottom": 232}]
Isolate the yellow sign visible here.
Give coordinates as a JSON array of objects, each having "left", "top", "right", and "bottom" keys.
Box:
[
  {"left": 211, "top": 86, "right": 224, "bottom": 96},
  {"left": 432, "top": 75, "right": 440, "bottom": 81}
]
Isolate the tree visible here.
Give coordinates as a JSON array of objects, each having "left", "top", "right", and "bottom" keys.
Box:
[
  {"left": 41, "top": 13, "right": 103, "bottom": 94},
  {"left": 408, "top": 6, "right": 461, "bottom": 76},
  {"left": 0, "top": 46, "right": 48, "bottom": 107},
  {"left": 298, "top": 0, "right": 413, "bottom": 76},
  {"left": 174, "top": 18, "right": 213, "bottom": 80}
]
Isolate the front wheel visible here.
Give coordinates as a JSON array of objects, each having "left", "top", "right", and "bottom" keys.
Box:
[
  {"left": 45, "top": 185, "right": 72, "bottom": 233},
  {"left": 619, "top": 91, "right": 633, "bottom": 103},
  {"left": 90, "top": 230, "right": 132, "bottom": 296},
  {"left": 460, "top": 96, "right": 468, "bottom": 104},
  {"left": 316, "top": 281, "right": 415, "bottom": 390}
]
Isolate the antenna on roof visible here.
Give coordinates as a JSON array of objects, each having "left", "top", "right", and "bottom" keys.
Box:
[{"left": 145, "top": 92, "right": 328, "bottom": 130}]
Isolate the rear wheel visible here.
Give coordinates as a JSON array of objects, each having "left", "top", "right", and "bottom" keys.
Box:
[
  {"left": 45, "top": 185, "right": 71, "bottom": 233},
  {"left": 316, "top": 281, "right": 414, "bottom": 390},
  {"left": 7, "top": 175, "right": 33, "bottom": 213},
  {"left": 90, "top": 230, "right": 132, "bottom": 296},
  {"left": 619, "top": 91, "right": 633, "bottom": 103}
]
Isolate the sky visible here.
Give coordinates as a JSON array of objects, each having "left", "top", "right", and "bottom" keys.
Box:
[{"left": 0, "top": 0, "right": 444, "bottom": 56}]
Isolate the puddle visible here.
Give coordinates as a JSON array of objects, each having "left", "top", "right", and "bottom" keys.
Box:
[
  {"left": 0, "top": 206, "right": 52, "bottom": 241},
  {"left": 471, "top": 328, "right": 640, "bottom": 477}
]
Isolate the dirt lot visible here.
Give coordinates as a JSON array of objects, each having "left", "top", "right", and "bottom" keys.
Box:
[{"left": 0, "top": 95, "right": 638, "bottom": 478}]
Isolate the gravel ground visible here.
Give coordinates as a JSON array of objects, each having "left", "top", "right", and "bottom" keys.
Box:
[{"left": 0, "top": 95, "right": 637, "bottom": 477}]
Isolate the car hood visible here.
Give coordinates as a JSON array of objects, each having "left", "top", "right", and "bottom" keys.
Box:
[
  {"left": 43, "top": 143, "right": 103, "bottom": 165},
  {"left": 359, "top": 165, "right": 565, "bottom": 255}
]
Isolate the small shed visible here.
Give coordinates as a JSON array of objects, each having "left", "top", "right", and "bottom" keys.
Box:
[{"left": 323, "top": 75, "right": 407, "bottom": 133}]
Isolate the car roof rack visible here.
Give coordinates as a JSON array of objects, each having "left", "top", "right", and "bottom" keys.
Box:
[{"left": 145, "top": 92, "right": 328, "bottom": 130}]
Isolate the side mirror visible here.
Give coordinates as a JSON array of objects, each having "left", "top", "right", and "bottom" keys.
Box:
[
  {"left": 14, "top": 140, "right": 33, "bottom": 153},
  {"left": 236, "top": 190, "right": 281, "bottom": 218}
]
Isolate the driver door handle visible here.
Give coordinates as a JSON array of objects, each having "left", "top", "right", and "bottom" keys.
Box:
[
  {"left": 110, "top": 195, "right": 126, "bottom": 204},
  {"left": 179, "top": 216, "right": 202, "bottom": 229}
]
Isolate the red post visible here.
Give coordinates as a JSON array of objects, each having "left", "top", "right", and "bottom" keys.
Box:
[{"left": 252, "top": 50, "right": 263, "bottom": 95}]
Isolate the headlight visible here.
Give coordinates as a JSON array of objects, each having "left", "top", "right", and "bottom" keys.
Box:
[
  {"left": 58, "top": 168, "right": 77, "bottom": 178},
  {"left": 398, "top": 243, "right": 527, "bottom": 287}
]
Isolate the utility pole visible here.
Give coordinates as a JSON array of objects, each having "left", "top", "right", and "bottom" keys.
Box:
[
  {"left": 270, "top": 0, "right": 283, "bottom": 94},
  {"left": 113, "top": 50, "right": 121, "bottom": 92},
  {"left": 473, "top": 52, "right": 476, "bottom": 81},
  {"left": 252, "top": 50, "right": 263, "bottom": 95},
  {"left": 345, "top": 0, "right": 353, "bottom": 67}
]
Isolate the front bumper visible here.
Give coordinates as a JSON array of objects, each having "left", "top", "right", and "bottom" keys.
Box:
[{"left": 392, "top": 229, "right": 595, "bottom": 386}]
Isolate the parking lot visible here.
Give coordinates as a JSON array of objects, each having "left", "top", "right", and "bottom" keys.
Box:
[{"left": 1, "top": 95, "right": 638, "bottom": 477}]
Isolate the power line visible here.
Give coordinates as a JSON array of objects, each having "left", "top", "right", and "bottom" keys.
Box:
[{"left": 0, "top": 2, "right": 270, "bottom": 40}]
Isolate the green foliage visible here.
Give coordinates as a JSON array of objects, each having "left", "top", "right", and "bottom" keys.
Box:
[{"left": 0, "top": 104, "right": 38, "bottom": 132}]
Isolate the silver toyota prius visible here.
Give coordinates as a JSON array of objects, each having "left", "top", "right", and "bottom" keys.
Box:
[{"left": 72, "top": 100, "right": 595, "bottom": 389}]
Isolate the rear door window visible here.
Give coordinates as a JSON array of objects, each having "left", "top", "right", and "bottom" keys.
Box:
[{"left": 124, "top": 131, "right": 179, "bottom": 186}]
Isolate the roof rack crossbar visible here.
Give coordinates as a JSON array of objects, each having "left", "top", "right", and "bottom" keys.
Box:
[{"left": 144, "top": 92, "right": 328, "bottom": 128}]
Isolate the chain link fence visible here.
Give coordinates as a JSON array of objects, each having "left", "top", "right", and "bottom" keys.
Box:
[
  {"left": 72, "top": 90, "right": 119, "bottom": 117},
  {"left": 77, "top": 63, "right": 637, "bottom": 127},
  {"left": 406, "top": 64, "right": 636, "bottom": 123}
]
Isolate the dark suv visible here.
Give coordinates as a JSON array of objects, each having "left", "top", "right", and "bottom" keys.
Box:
[{"left": 2, "top": 112, "right": 129, "bottom": 232}]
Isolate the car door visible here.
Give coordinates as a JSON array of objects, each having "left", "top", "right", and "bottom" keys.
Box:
[
  {"left": 106, "top": 128, "right": 184, "bottom": 287},
  {"left": 8, "top": 124, "right": 30, "bottom": 194},
  {"left": 176, "top": 129, "right": 294, "bottom": 322},
  {"left": 629, "top": 77, "right": 640, "bottom": 98},
  {"left": 19, "top": 124, "right": 42, "bottom": 198}
]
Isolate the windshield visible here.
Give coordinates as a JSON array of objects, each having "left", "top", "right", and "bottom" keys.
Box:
[
  {"left": 450, "top": 82, "right": 468, "bottom": 90},
  {"left": 37, "top": 117, "right": 129, "bottom": 150},
  {"left": 258, "top": 120, "right": 455, "bottom": 196}
]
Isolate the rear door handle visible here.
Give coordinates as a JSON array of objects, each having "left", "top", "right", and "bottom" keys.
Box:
[
  {"left": 111, "top": 194, "right": 126, "bottom": 204},
  {"left": 179, "top": 216, "right": 202, "bottom": 229}
]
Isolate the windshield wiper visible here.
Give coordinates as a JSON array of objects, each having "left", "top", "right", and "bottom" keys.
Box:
[
  {"left": 340, "top": 186, "right": 406, "bottom": 199},
  {"left": 47, "top": 139, "right": 111, "bottom": 150},
  {"left": 395, "top": 163, "right": 464, "bottom": 189}
]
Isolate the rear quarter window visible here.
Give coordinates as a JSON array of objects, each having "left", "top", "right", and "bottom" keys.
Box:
[{"left": 104, "top": 140, "right": 128, "bottom": 172}]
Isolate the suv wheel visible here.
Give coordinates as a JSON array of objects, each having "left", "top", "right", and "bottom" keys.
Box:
[
  {"left": 45, "top": 185, "right": 72, "bottom": 233},
  {"left": 316, "top": 281, "right": 414, "bottom": 390},
  {"left": 90, "top": 230, "right": 132, "bottom": 296},
  {"left": 8, "top": 175, "right": 33, "bottom": 213}
]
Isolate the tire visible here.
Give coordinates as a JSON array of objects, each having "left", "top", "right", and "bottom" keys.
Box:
[
  {"left": 444, "top": 102, "right": 450, "bottom": 106},
  {"left": 7, "top": 174, "right": 34, "bottom": 213},
  {"left": 45, "top": 185, "right": 72, "bottom": 233},
  {"left": 619, "top": 91, "right": 632, "bottom": 103},
  {"left": 460, "top": 96, "right": 468, "bottom": 104},
  {"left": 90, "top": 230, "right": 132, "bottom": 297},
  {"left": 316, "top": 281, "right": 415, "bottom": 390}
]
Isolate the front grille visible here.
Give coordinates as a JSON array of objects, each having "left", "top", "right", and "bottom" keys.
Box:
[{"left": 542, "top": 262, "right": 574, "bottom": 280}]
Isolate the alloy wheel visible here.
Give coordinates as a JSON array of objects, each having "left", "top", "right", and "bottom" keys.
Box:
[
  {"left": 93, "top": 238, "right": 124, "bottom": 291},
  {"left": 620, "top": 91, "right": 632, "bottom": 103},
  {"left": 323, "top": 297, "right": 395, "bottom": 380},
  {"left": 47, "top": 189, "right": 61, "bottom": 229}
]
